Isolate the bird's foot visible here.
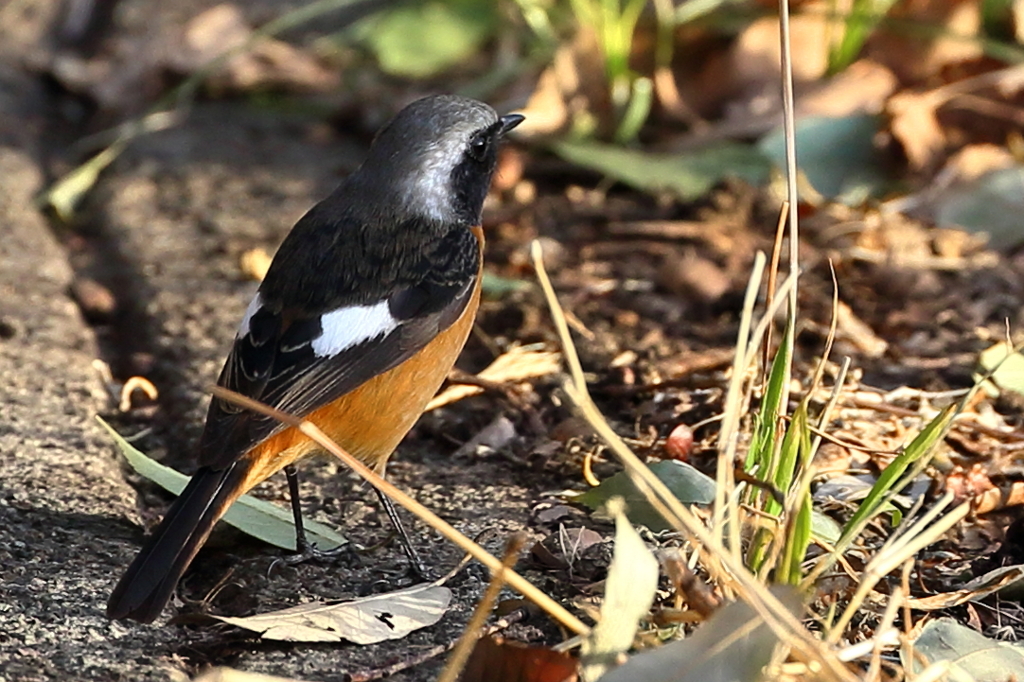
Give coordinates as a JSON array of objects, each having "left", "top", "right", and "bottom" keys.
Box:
[{"left": 267, "top": 540, "right": 360, "bottom": 577}]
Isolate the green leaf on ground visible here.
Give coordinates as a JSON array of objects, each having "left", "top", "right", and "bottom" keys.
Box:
[
  {"left": 574, "top": 460, "right": 716, "bottom": 532},
  {"left": 553, "top": 140, "right": 771, "bottom": 201},
  {"left": 481, "top": 272, "right": 531, "bottom": 297},
  {"left": 364, "top": 0, "right": 497, "bottom": 78},
  {"left": 908, "top": 617, "right": 1024, "bottom": 681},
  {"left": 936, "top": 166, "right": 1024, "bottom": 249},
  {"left": 580, "top": 497, "right": 659, "bottom": 682},
  {"left": 97, "top": 416, "right": 346, "bottom": 552},
  {"left": 758, "top": 115, "right": 888, "bottom": 203},
  {"left": 977, "top": 342, "right": 1024, "bottom": 398},
  {"left": 599, "top": 587, "right": 802, "bottom": 682},
  {"left": 810, "top": 509, "right": 842, "bottom": 545}
]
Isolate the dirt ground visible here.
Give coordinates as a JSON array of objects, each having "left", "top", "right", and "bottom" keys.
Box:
[{"left": 4, "top": 1, "right": 1024, "bottom": 681}]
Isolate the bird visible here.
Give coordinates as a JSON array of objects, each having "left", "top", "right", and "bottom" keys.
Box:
[{"left": 107, "top": 94, "right": 525, "bottom": 623}]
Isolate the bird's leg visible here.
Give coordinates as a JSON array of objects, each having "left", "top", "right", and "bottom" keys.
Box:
[
  {"left": 286, "top": 464, "right": 311, "bottom": 554},
  {"left": 271, "top": 465, "right": 355, "bottom": 572},
  {"left": 272, "top": 466, "right": 428, "bottom": 581},
  {"left": 373, "top": 485, "right": 430, "bottom": 581}
]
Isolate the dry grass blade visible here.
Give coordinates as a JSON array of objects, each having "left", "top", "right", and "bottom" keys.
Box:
[
  {"left": 208, "top": 385, "right": 589, "bottom": 637},
  {"left": 777, "top": 0, "right": 799, "bottom": 328},
  {"left": 530, "top": 241, "right": 858, "bottom": 682},
  {"left": 864, "top": 561, "right": 908, "bottom": 682},
  {"left": 762, "top": 202, "right": 789, "bottom": 379},
  {"left": 436, "top": 534, "right": 528, "bottom": 682},
  {"left": 717, "top": 249, "right": 766, "bottom": 563},
  {"left": 717, "top": 251, "right": 800, "bottom": 565},
  {"left": 826, "top": 493, "right": 970, "bottom": 643}
]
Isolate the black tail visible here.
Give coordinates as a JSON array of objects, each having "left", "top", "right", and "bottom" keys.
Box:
[{"left": 107, "top": 462, "right": 250, "bottom": 623}]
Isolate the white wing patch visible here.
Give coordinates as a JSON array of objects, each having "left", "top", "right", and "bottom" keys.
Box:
[
  {"left": 312, "top": 301, "right": 399, "bottom": 358},
  {"left": 237, "top": 293, "right": 263, "bottom": 338}
]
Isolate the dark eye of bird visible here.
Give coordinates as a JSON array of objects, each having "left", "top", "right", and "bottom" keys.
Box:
[{"left": 468, "top": 133, "right": 490, "bottom": 161}]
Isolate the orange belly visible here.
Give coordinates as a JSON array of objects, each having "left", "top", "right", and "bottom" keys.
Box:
[{"left": 237, "top": 226, "right": 483, "bottom": 492}]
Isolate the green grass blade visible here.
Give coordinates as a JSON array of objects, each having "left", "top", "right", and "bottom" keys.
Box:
[
  {"left": 827, "top": 0, "right": 900, "bottom": 74},
  {"left": 779, "top": 492, "right": 813, "bottom": 585},
  {"left": 777, "top": 403, "right": 813, "bottom": 584},
  {"left": 773, "top": 399, "right": 809, "bottom": 499},
  {"left": 746, "top": 325, "right": 793, "bottom": 473},
  {"left": 838, "top": 404, "right": 956, "bottom": 544},
  {"left": 749, "top": 398, "right": 810, "bottom": 575}
]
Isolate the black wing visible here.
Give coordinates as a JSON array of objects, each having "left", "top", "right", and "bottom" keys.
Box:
[{"left": 197, "top": 223, "right": 479, "bottom": 469}]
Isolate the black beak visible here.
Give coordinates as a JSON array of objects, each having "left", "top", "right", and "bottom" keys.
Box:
[{"left": 498, "top": 113, "right": 525, "bottom": 136}]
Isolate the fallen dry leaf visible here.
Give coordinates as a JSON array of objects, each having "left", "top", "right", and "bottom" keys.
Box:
[
  {"left": 460, "top": 636, "right": 578, "bottom": 682},
  {"left": 427, "top": 346, "right": 561, "bottom": 411},
  {"left": 730, "top": 10, "right": 836, "bottom": 91},
  {"left": 941, "top": 144, "right": 1018, "bottom": 183},
  {"left": 451, "top": 415, "right": 518, "bottom": 458},
  {"left": 213, "top": 582, "right": 452, "bottom": 643},
  {"left": 516, "top": 27, "right": 610, "bottom": 138},
  {"left": 868, "top": 0, "right": 983, "bottom": 82},
  {"left": 905, "top": 565, "right": 1024, "bottom": 610},
  {"left": 173, "top": 3, "right": 338, "bottom": 93},
  {"left": 797, "top": 60, "right": 898, "bottom": 118},
  {"left": 835, "top": 300, "right": 888, "bottom": 359},
  {"left": 656, "top": 249, "right": 731, "bottom": 302},
  {"left": 193, "top": 668, "right": 302, "bottom": 682},
  {"left": 887, "top": 90, "right": 946, "bottom": 171}
]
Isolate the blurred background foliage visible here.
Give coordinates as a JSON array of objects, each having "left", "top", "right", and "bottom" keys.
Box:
[
  {"left": 240, "top": 0, "right": 1024, "bottom": 231},
  {"left": 32, "top": 0, "right": 1024, "bottom": 247}
]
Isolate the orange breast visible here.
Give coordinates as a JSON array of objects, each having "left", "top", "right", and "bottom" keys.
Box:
[{"left": 238, "top": 226, "right": 484, "bottom": 492}]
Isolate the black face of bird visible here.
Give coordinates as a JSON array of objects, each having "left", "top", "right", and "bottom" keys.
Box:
[
  {"left": 357, "top": 95, "right": 524, "bottom": 227},
  {"left": 449, "top": 112, "right": 525, "bottom": 224}
]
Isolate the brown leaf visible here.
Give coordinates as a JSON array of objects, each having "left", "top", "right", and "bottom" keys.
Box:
[
  {"left": 427, "top": 347, "right": 561, "bottom": 411},
  {"left": 531, "top": 527, "right": 606, "bottom": 570},
  {"left": 835, "top": 300, "right": 888, "bottom": 358},
  {"left": 730, "top": 11, "right": 836, "bottom": 90},
  {"left": 239, "top": 247, "right": 272, "bottom": 282},
  {"left": 905, "top": 565, "right": 1024, "bottom": 610},
  {"left": 868, "top": 0, "right": 982, "bottom": 82},
  {"left": 941, "top": 143, "right": 1018, "bottom": 183},
  {"left": 888, "top": 90, "right": 946, "bottom": 171},
  {"left": 174, "top": 4, "right": 338, "bottom": 93},
  {"left": 797, "top": 60, "right": 898, "bottom": 118},
  {"left": 656, "top": 249, "right": 731, "bottom": 302},
  {"left": 460, "top": 636, "right": 578, "bottom": 682},
  {"left": 516, "top": 28, "right": 610, "bottom": 138}
]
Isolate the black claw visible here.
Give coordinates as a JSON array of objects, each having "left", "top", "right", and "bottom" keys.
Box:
[{"left": 270, "top": 540, "right": 358, "bottom": 577}]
